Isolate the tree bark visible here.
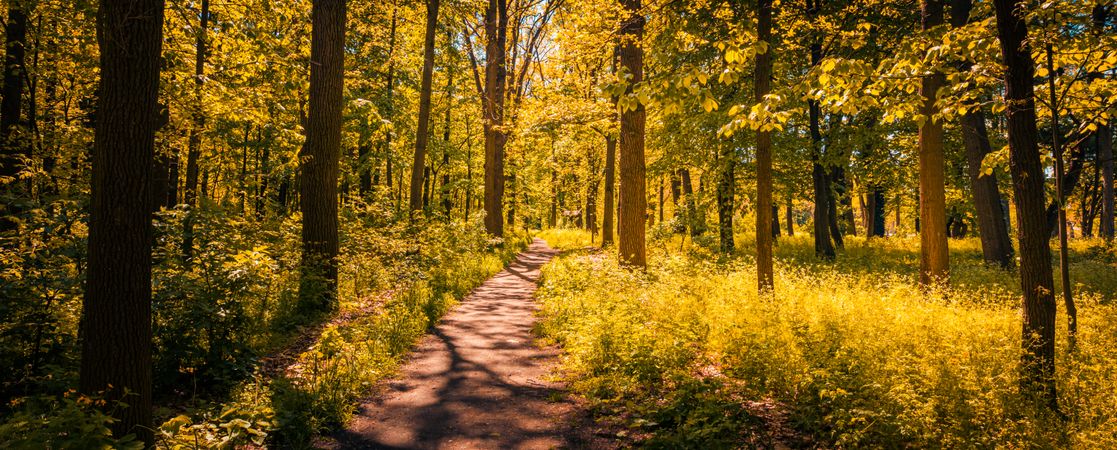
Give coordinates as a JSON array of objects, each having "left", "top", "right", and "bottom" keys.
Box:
[
  {"left": 716, "top": 141, "right": 736, "bottom": 254},
  {"left": 81, "top": 0, "right": 164, "bottom": 445},
  {"left": 482, "top": 0, "right": 508, "bottom": 236},
  {"left": 807, "top": 0, "right": 834, "bottom": 259},
  {"left": 182, "top": 0, "right": 210, "bottom": 262},
  {"left": 441, "top": 48, "right": 453, "bottom": 217},
  {"left": 951, "top": 0, "right": 1014, "bottom": 268},
  {"left": 786, "top": 199, "right": 794, "bottom": 236},
  {"left": 602, "top": 134, "right": 616, "bottom": 243},
  {"left": 0, "top": 0, "right": 28, "bottom": 195},
  {"left": 1101, "top": 123, "right": 1114, "bottom": 239},
  {"left": 1045, "top": 37, "right": 1076, "bottom": 350},
  {"left": 298, "top": 0, "right": 346, "bottom": 313},
  {"left": 383, "top": 9, "right": 397, "bottom": 194},
  {"left": 409, "top": 0, "right": 439, "bottom": 215},
  {"left": 680, "top": 168, "right": 702, "bottom": 237},
  {"left": 993, "top": 0, "right": 1057, "bottom": 405},
  {"left": 756, "top": 0, "right": 774, "bottom": 289},
  {"left": 918, "top": 0, "right": 949, "bottom": 286},
  {"left": 616, "top": 0, "right": 646, "bottom": 266}
]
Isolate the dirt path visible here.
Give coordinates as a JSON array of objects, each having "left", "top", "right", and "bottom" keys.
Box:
[{"left": 330, "top": 238, "right": 596, "bottom": 449}]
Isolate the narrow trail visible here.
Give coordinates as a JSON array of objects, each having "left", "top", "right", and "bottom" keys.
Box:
[{"left": 331, "top": 238, "right": 597, "bottom": 449}]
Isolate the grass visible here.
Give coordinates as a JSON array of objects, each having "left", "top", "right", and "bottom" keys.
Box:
[
  {"left": 155, "top": 222, "right": 531, "bottom": 448},
  {"left": 534, "top": 228, "right": 1117, "bottom": 448}
]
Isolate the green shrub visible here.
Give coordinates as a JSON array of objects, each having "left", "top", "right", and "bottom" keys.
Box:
[{"left": 537, "top": 235, "right": 1117, "bottom": 448}]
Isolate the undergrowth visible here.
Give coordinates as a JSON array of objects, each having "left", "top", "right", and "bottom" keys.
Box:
[
  {"left": 536, "top": 228, "right": 1117, "bottom": 448},
  {"left": 0, "top": 196, "right": 528, "bottom": 448}
]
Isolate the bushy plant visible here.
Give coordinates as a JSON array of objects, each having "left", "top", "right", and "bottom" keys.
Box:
[{"left": 536, "top": 235, "right": 1117, "bottom": 448}]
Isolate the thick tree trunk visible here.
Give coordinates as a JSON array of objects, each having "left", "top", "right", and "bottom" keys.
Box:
[
  {"left": 961, "top": 109, "right": 1014, "bottom": 267},
  {"left": 409, "top": 0, "right": 439, "bottom": 215},
  {"left": 482, "top": 0, "right": 508, "bottom": 236},
  {"left": 616, "top": 0, "right": 646, "bottom": 266},
  {"left": 0, "top": 0, "right": 28, "bottom": 193},
  {"left": 868, "top": 189, "right": 886, "bottom": 237},
  {"left": 756, "top": 0, "right": 774, "bottom": 289},
  {"left": 918, "top": 0, "right": 949, "bottom": 286},
  {"left": 298, "top": 0, "right": 346, "bottom": 313},
  {"left": 993, "top": 0, "right": 1057, "bottom": 405},
  {"left": 806, "top": 3, "right": 834, "bottom": 258},
  {"left": 602, "top": 135, "right": 616, "bottom": 243},
  {"left": 952, "top": 0, "right": 1014, "bottom": 268},
  {"left": 81, "top": 0, "right": 164, "bottom": 445}
]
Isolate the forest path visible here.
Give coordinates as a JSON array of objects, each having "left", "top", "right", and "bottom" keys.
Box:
[{"left": 330, "top": 238, "right": 594, "bottom": 449}]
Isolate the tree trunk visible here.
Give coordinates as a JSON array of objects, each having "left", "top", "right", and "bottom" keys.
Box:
[
  {"left": 482, "top": 0, "right": 508, "bottom": 236},
  {"left": 409, "top": 0, "right": 439, "bottom": 215},
  {"left": 716, "top": 142, "right": 736, "bottom": 254},
  {"left": 0, "top": 0, "right": 28, "bottom": 196},
  {"left": 1045, "top": 38, "right": 1077, "bottom": 349},
  {"left": 298, "top": 0, "right": 346, "bottom": 314},
  {"left": 807, "top": 2, "right": 834, "bottom": 258},
  {"left": 868, "top": 189, "right": 886, "bottom": 237},
  {"left": 81, "top": 0, "right": 164, "bottom": 445},
  {"left": 826, "top": 174, "right": 844, "bottom": 249},
  {"left": 756, "top": 0, "right": 774, "bottom": 289},
  {"left": 951, "top": 0, "right": 1014, "bottom": 268},
  {"left": 918, "top": 0, "right": 949, "bottom": 286},
  {"left": 602, "top": 134, "right": 616, "bottom": 243},
  {"left": 441, "top": 54, "right": 453, "bottom": 217},
  {"left": 680, "top": 168, "right": 702, "bottom": 237},
  {"left": 1101, "top": 123, "right": 1114, "bottom": 239},
  {"left": 616, "top": 0, "right": 646, "bottom": 266},
  {"left": 358, "top": 140, "right": 371, "bottom": 196},
  {"left": 182, "top": 0, "right": 210, "bottom": 263},
  {"left": 993, "top": 0, "right": 1057, "bottom": 405},
  {"left": 411, "top": 0, "right": 440, "bottom": 216},
  {"left": 786, "top": 199, "right": 794, "bottom": 236},
  {"left": 383, "top": 9, "right": 397, "bottom": 195},
  {"left": 669, "top": 170, "right": 684, "bottom": 233}
]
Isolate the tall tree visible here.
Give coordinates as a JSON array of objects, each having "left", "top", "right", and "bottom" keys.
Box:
[
  {"left": 181, "top": 0, "right": 210, "bottom": 262},
  {"left": 755, "top": 0, "right": 774, "bottom": 290},
  {"left": 482, "top": 0, "right": 508, "bottom": 236},
  {"left": 918, "top": 0, "right": 949, "bottom": 286},
  {"left": 1102, "top": 123, "right": 1114, "bottom": 239},
  {"left": 410, "top": 0, "right": 440, "bottom": 215},
  {"left": 0, "top": 0, "right": 28, "bottom": 195},
  {"left": 384, "top": 8, "right": 398, "bottom": 197},
  {"left": 602, "top": 134, "right": 616, "bottom": 244},
  {"left": 298, "top": 0, "right": 346, "bottom": 313},
  {"left": 716, "top": 140, "right": 736, "bottom": 253},
  {"left": 1044, "top": 11, "right": 1076, "bottom": 348},
  {"left": 992, "top": 0, "right": 1057, "bottom": 405},
  {"left": 617, "top": 0, "right": 646, "bottom": 266},
  {"left": 807, "top": 0, "right": 834, "bottom": 259},
  {"left": 80, "top": 0, "right": 165, "bottom": 445},
  {"left": 1095, "top": 4, "right": 1113, "bottom": 239},
  {"left": 951, "top": 0, "right": 1014, "bottom": 268}
]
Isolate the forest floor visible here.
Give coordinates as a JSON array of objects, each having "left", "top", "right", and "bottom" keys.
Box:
[{"left": 324, "top": 238, "right": 606, "bottom": 449}]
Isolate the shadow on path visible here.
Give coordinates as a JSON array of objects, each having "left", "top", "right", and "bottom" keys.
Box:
[{"left": 327, "top": 238, "right": 596, "bottom": 450}]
